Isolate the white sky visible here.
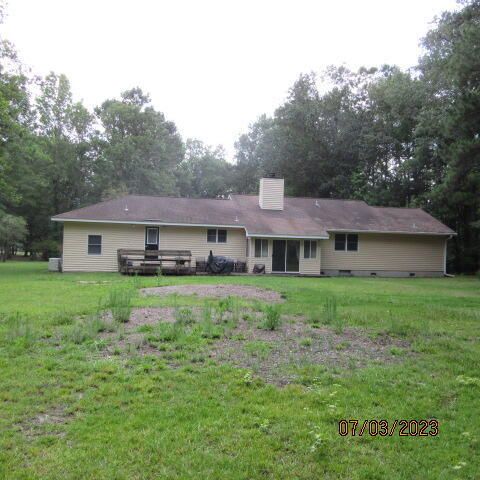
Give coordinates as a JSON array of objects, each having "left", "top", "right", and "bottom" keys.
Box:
[{"left": 3, "top": 0, "right": 458, "bottom": 160}]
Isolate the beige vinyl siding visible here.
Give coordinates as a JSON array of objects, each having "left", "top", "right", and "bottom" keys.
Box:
[
  {"left": 247, "top": 238, "right": 273, "bottom": 273},
  {"left": 159, "top": 226, "right": 246, "bottom": 266},
  {"left": 62, "top": 222, "right": 145, "bottom": 272},
  {"left": 299, "top": 240, "right": 321, "bottom": 275},
  {"left": 259, "top": 178, "right": 284, "bottom": 210},
  {"left": 321, "top": 233, "right": 445, "bottom": 272}
]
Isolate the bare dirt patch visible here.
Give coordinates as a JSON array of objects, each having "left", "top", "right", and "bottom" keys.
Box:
[
  {"left": 209, "top": 319, "right": 411, "bottom": 385},
  {"left": 17, "top": 405, "right": 72, "bottom": 439},
  {"left": 98, "top": 306, "right": 410, "bottom": 385},
  {"left": 140, "top": 284, "right": 284, "bottom": 303}
]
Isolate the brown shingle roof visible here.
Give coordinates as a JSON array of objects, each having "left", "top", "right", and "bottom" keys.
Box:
[{"left": 52, "top": 194, "right": 455, "bottom": 236}]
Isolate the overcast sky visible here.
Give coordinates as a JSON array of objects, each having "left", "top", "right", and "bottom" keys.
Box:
[{"left": 3, "top": 0, "right": 458, "bottom": 160}]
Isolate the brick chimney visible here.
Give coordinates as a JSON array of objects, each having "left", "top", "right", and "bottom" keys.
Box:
[{"left": 259, "top": 174, "right": 284, "bottom": 210}]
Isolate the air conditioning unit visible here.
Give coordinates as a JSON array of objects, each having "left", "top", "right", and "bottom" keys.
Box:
[{"left": 48, "top": 257, "right": 62, "bottom": 272}]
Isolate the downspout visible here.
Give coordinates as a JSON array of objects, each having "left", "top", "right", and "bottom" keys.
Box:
[{"left": 444, "top": 235, "right": 454, "bottom": 277}]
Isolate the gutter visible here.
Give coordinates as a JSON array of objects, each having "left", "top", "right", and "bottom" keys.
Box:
[
  {"left": 329, "top": 229, "right": 456, "bottom": 237},
  {"left": 246, "top": 233, "right": 329, "bottom": 240},
  {"left": 51, "top": 217, "right": 247, "bottom": 230}
]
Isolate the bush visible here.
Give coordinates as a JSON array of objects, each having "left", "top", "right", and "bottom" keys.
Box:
[
  {"left": 108, "top": 288, "right": 134, "bottom": 323},
  {"left": 262, "top": 305, "right": 281, "bottom": 330},
  {"left": 31, "top": 239, "right": 60, "bottom": 261}
]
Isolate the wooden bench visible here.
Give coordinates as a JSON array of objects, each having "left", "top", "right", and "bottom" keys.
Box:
[{"left": 117, "top": 249, "right": 194, "bottom": 275}]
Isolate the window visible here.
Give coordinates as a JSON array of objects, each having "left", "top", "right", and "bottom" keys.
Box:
[
  {"left": 304, "top": 240, "right": 317, "bottom": 259},
  {"left": 347, "top": 234, "right": 358, "bottom": 251},
  {"left": 146, "top": 227, "right": 158, "bottom": 245},
  {"left": 217, "top": 229, "right": 227, "bottom": 243},
  {"left": 334, "top": 234, "right": 346, "bottom": 251},
  {"left": 335, "top": 233, "right": 358, "bottom": 252},
  {"left": 88, "top": 235, "right": 102, "bottom": 255},
  {"left": 207, "top": 229, "right": 217, "bottom": 243},
  {"left": 207, "top": 229, "right": 227, "bottom": 243},
  {"left": 255, "top": 239, "right": 268, "bottom": 257}
]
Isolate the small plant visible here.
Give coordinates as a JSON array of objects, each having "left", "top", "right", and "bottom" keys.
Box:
[
  {"left": 300, "top": 337, "right": 313, "bottom": 347},
  {"left": 175, "top": 307, "right": 195, "bottom": 325},
  {"left": 202, "top": 301, "right": 213, "bottom": 323},
  {"left": 130, "top": 272, "right": 141, "bottom": 289},
  {"left": 262, "top": 305, "right": 281, "bottom": 331},
  {"left": 6, "top": 313, "right": 36, "bottom": 348},
  {"left": 244, "top": 341, "right": 272, "bottom": 359},
  {"left": 157, "top": 322, "right": 184, "bottom": 342},
  {"left": 108, "top": 288, "right": 134, "bottom": 323},
  {"left": 219, "top": 296, "right": 235, "bottom": 312},
  {"left": 390, "top": 346, "right": 405, "bottom": 356},
  {"left": 456, "top": 375, "right": 480, "bottom": 386},
  {"left": 200, "top": 317, "right": 221, "bottom": 339},
  {"left": 335, "top": 341, "right": 350, "bottom": 351},
  {"left": 323, "top": 296, "right": 337, "bottom": 325},
  {"left": 259, "top": 419, "right": 270, "bottom": 433},
  {"left": 231, "top": 298, "right": 240, "bottom": 326},
  {"left": 309, "top": 425, "right": 324, "bottom": 453},
  {"left": 307, "top": 311, "right": 321, "bottom": 328},
  {"left": 387, "top": 311, "right": 415, "bottom": 337},
  {"left": 69, "top": 324, "right": 88, "bottom": 344},
  {"left": 243, "top": 371, "right": 253, "bottom": 386},
  {"left": 155, "top": 267, "right": 163, "bottom": 286}
]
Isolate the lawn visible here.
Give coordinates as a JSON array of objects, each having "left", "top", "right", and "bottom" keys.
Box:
[{"left": 0, "top": 262, "right": 479, "bottom": 479}]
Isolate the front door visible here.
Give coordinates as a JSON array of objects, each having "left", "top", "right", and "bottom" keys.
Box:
[
  {"left": 272, "top": 240, "right": 300, "bottom": 273},
  {"left": 145, "top": 227, "right": 159, "bottom": 259}
]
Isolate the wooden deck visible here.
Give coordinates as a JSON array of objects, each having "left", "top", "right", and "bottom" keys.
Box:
[{"left": 117, "top": 249, "right": 195, "bottom": 275}]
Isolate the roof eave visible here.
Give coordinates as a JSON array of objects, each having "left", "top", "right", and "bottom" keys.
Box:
[
  {"left": 327, "top": 228, "right": 456, "bottom": 236},
  {"left": 51, "top": 217, "right": 247, "bottom": 230},
  {"left": 246, "top": 233, "right": 329, "bottom": 239}
]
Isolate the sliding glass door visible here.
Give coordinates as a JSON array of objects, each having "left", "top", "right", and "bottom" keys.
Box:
[{"left": 272, "top": 240, "right": 300, "bottom": 272}]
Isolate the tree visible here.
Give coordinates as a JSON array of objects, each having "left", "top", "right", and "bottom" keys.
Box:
[
  {"left": 234, "top": 115, "right": 275, "bottom": 194},
  {"left": 417, "top": 0, "right": 480, "bottom": 272},
  {"left": 95, "top": 88, "right": 184, "bottom": 196},
  {"left": 176, "top": 139, "right": 233, "bottom": 197},
  {"left": 0, "top": 211, "right": 27, "bottom": 261}
]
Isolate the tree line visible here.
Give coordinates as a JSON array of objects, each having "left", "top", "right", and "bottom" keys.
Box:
[{"left": 1, "top": 1, "right": 479, "bottom": 271}]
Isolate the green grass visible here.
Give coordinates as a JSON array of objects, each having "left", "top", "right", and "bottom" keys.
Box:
[{"left": 0, "top": 262, "right": 479, "bottom": 479}]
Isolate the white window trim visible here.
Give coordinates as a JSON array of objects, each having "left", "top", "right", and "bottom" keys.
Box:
[
  {"left": 87, "top": 234, "right": 102, "bottom": 256},
  {"left": 334, "top": 233, "right": 359, "bottom": 253},
  {"left": 304, "top": 240, "right": 317, "bottom": 259},
  {"left": 207, "top": 228, "right": 228, "bottom": 244},
  {"left": 146, "top": 227, "right": 159, "bottom": 245},
  {"left": 254, "top": 238, "right": 269, "bottom": 258}
]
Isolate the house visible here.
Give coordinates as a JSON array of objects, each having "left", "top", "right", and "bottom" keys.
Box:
[{"left": 52, "top": 176, "right": 455, "bottom": 276}]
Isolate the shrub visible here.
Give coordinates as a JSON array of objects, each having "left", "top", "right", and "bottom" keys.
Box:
[
  {"left": 31, "top": 239, "right": 60, "bottom": 260},
  {"left": 108, "top": 288, "right": 134, "bottom": 323},
  {"left": 262, "top": 305, "right": 281, "bottom": 330}
]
